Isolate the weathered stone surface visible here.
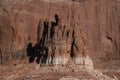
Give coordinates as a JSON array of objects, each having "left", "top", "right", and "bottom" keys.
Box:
[{"left": 0, "top": 0, "right": 120, "bottom": 69}]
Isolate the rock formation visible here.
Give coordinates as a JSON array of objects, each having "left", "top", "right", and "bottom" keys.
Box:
[{"left": 0, "top": 0, "right": 120, "bottom": 70}]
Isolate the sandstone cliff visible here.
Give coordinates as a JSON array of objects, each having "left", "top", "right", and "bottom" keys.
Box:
[{"left": 0, "top": 0, "right": 120, "bottom": 69}]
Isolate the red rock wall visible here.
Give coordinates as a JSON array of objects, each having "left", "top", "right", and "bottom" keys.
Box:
[{"left": 0, "top": 0, "right": 120, "bottom": 66}]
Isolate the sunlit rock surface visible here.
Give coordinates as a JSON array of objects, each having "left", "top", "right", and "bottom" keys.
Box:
[{"left": 0, "top": 0, "right": 120, "bottom": 70}]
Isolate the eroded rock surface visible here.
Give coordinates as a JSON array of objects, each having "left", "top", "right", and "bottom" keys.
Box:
[
  {"left": 0, "top": 59, "right": 118, "bottom": 80},
  {"left": 0, "top": 0, "right": 120, "bottom": 69}
]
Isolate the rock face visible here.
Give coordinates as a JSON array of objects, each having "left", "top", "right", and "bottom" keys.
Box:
[{"left": 0, "top": 0, "right": 120, "bottom": 68}]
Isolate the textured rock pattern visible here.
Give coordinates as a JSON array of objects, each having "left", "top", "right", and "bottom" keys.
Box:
[{"left": 0, "top": 0, "right": 120, "bottom": 67}]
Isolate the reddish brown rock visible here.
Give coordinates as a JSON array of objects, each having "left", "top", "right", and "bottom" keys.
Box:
[{"left": 0, "top": 0, "right": 120, "bottom": 69}]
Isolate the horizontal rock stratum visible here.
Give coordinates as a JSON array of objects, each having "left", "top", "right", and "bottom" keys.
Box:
[{"left": 0, "top": 0, "right": 120, "bottom": 69}]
